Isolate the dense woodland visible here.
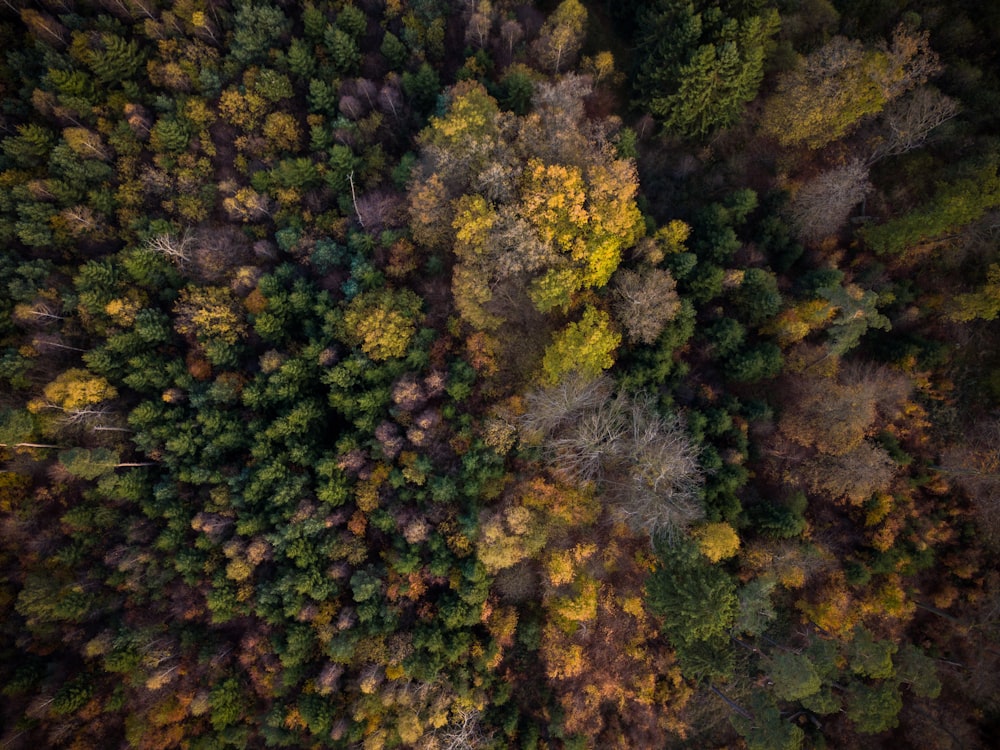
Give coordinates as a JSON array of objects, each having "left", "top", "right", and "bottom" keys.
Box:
[{"left": 1, "top": 0, "right": 1000, "bottom": 748}]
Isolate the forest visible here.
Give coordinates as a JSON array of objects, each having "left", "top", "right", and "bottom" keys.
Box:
[{"left": 1, "top": 0, "right": 999, "bottom": 748}]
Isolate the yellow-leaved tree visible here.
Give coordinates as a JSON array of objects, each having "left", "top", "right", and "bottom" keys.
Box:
[
  {"left": 761, "top": 24, "right": 940, "bottom": 149},
  {"left": 410, "top": 75, "right": 644, "bottom": 383},
  {"left": 342, "top": 289, "right": 423, "bottom": 361},
  {"left": 33, "top": 368, "right": 117, "bottom": 412},
  {"left": 540, "top": 306, "right": 621, "bottom": 385}
]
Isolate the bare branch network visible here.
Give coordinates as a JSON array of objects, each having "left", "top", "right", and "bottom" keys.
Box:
[
  {"left": 145, "top": 228, "right": 195, "bottom": 267},
  {"left": 522, "top": 375, "right": 704, "bottom": 539}
]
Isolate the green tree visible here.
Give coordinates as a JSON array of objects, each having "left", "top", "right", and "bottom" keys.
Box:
[
  {"left": 864, "top": 159, "right": 1000, "bottom": 256},
  {"left": 950, "top": 264, "right": 1000, "bottom": 322},
  {"left": 894, "top": 644, "right": 941, "bottom": 699},
  {"left": 209, "top": 677, "right": 246, "bottom": 731},
  {"left": 308, "top": 79, "right": 339, "bottom": 116},
  {"left": 82, "top": 33, "right": 145, "bottom": 84},
  {"left": 731, "top": 692, "right": 805, "bottom": 750},
  {"left": 52, "top": 675, "right": 94, "bottom": 715},
  {"left": 381, "top": 31, "right": 408, "bottom": 69},
  {"left": 58, "top": 448, "right": 121, "bottom": 480},
  {"left": 848, "top": 627, "right": 897, "bottom": 679},
  {"left": 286, "top": 37, "right": 316, "bottom": 78},
  {"left": 846, "top": 681, "right": 902, "bottom": 733},
  {"left": 734, "top": 577, "right": 777, "bottom": 636},
  {"left": 2, "top": 123, "right": 55, "bottom": 168},
  {"left": 634, "top": 1, "right": 779, "bottom": 137},
  {"left": 335, "top": 4, "right": 367, "bottom": 40},
  {"left": 402, "top": 63, "right": 441, "bottom": 117},
  {"left": 730, "top": 267, "right": 782, "bottom": 327},
  {"left": 646, "top": 537, "right": 738, "bottom": 672},
  {"left": 768, "top": 650, "right": 822, "bottom": 702},
  {"left": 725, "top": 341, "right": 783, "bottom": 382},
  {"left": 0, "top": 409, "right": 55, "bottom": 449},
  {"left": 151, "top": 116, "right": 191, "bottom": 153},
  {"left": 821, "top": 283, "right": 890, "bottom": 357},
  {"left": 326, "top": 27, "right": 360, "bottom": 75},
  {"left": 229, "top": 1, "right": 292, "bottom": 67}
]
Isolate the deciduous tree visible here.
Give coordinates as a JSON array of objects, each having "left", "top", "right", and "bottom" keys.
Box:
[
  {"left": 789, "top": 160, "right": 872, "bottom": 243},
  {"left": 762, "top": 25, "right": 940, "bottom": 149},
  {"left": 540, "top": 306, "right": 621, "bottom": 385},
  {"left": 612, "top": 268, "right": 681, "bottom": 345},
  {"left": 523, "top": 376, "right": 704, "bottom": 537},
  {"left": 778, "top": 375, "right": 878, "bottom": 456},
  {"left": 341, "top": 289, "right": 423, "bottom": 361},
  {"left": 531, "top": 0, "right": 587, "bottom": 74}
]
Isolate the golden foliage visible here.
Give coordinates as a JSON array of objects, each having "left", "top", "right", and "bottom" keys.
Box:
[
  {"left": 549, "top": 576, "right": 600, "bottom": 624},
  {"left": 796, "top": 578, "right": 859, "bottom": 637},
  {"left": 218, "top": 87, "right": 268, "bottom": 131},
  {"left": 262, "top": 111, "right": 301, "bottom": 152},
  {"left": 693, "top": 522, "right": 740, "bottom": 562},
  {"left": 342, "top": 290, "right": 422, "bottom": 361},
  {"left": 761, "top": 26, "right": 939, "bottom": 149},
  {"left": 0, "top": 471, "right": 31, "bottom": 513},
  {"left": 31, "top": 368, "right": 117, "bottom": 413},
  {"left": 540, "top": 305, "right": 621, "bottom": 385},
  {"left": 476, "top": 503, "right": 547, "bottom": 574},
  {"left": 174, "top": 286, "right": 248, "bottom": 346},
  {"left": 519, "top": 476, "right": 600, "bottom": 527},
  {"left": 762, "top": 299, "right": 836, "bottom": 346}
]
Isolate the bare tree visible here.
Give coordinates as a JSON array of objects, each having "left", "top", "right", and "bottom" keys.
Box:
[
  {"left": 353, "top": 189, "right": 405, "bottom": 233},
  {"left": 99, "top": 0, "right": 157, "bottom": 20},
  {"left": 378, "top": 78, "right": 404, "bottom": 120},
  {"left": 868, "top": 86, "right": 959, "bottom": 164},
  {"left": 883, "top": 23, "right": 942, "bottom": 100},
  {"left": 13, "top": 300, "right": 64, "bottom": 327},
  {"left": 522, "top": 376, "right": 704, "bottom": 538},
  {"left": 433, "top": 708, "right": 490, "bottom": 750},
  {"left": 789, "top": 159, "right": 873, "bottom": 243},
  {"left": 464, "top": 1, "right": 493, "bottom": 49},
  {"left": 499, "top": 20, "right": 524, "bottom": 61},
  {"left": 31, "top": 333, "right": 86, "bottom": 353},
  {"left": 939, "top": 414, "right": 1000, "bottom": 550},
  {"left": 59, "top": 205, "right": 103, "bottom": 237},
  {"left": 190, "top": 225, "right": 256, "bottom": 282},
  {"left": 520, "top": 372, "right": 611, "bottom": 444},
  {"left": 611, "top": 268, "right": 681, "bottom": 345},
  {"left": 800, "top": 439, "right": 897, "bottom": 505},
  {"left": 59, "top": 403, "right": 116, "bottom": 427},
  {"left": 607, "top": 394, "right": 705, "bottom": 539},
  {"left": 355, "top": 78, "right": 379, "bottom": 110},
  {"left": 840, "top": 359, "right": 913, "bottom": 422},
  {"left": 146, "top": 229, "right": 194, "bottom": 267},
  {"left": 338, "top": 94, "right": 365, "bottom": 120},
  {"left": 778, "top": 374, "right": 879, "bottom": 456}
]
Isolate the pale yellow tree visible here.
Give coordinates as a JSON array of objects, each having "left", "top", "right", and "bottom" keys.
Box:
[{"left": 532, "top": 0, "right": 587, "bottom": 73}]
